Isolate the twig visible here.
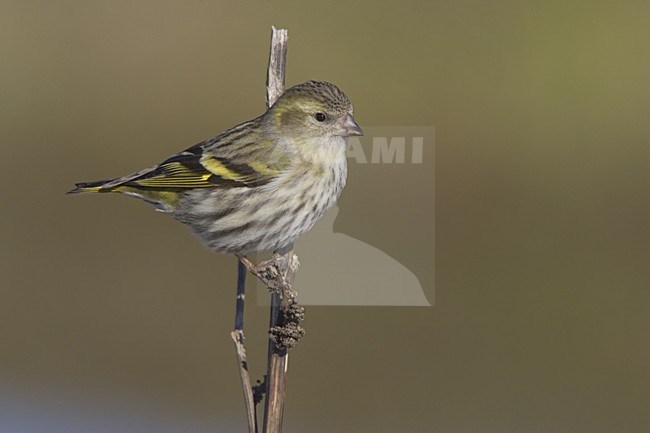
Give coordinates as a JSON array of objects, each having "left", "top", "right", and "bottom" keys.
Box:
[
  {"left": 231, "top": 26, "right": 303, "bottom": 433},
  {"left": 231, "top": 260, "right": 257, "bottom": 433},
  {"left": 266, "top": 26, "right": 288, "bottom": 108},
  {"left": 262, "top": 27, "right": 293, "bottom": 433},
  {"left": 262, "top": 249, "right": 302, "bottom": 433}
]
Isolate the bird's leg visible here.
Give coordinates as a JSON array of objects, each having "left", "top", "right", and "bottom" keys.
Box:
[
  {"left": 236, "top": 252, "right": 304, "bottom": 349},
  {"left": 236, "top": 254, "right": 284, "bottom": 293},
  {"left": 236, "top": 252, "right": 300, "bottom": 298}
]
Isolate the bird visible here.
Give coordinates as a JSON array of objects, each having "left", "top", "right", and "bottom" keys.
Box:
[{"left": 68, "top": 80, "right": 362, "bottom": 258}]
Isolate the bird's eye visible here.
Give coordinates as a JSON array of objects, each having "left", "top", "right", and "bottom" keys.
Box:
[{"left": 314, "top": 112, "right": 327, "bottom": 122}]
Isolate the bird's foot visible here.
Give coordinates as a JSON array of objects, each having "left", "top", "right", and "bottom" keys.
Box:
[{"left": 236, "top": 253, "right": 299, "bottom": 295}]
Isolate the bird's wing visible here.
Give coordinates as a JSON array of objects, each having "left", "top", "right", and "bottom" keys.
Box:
[{"left": 101, "top": 122, "right": 291, "bottom": 191}]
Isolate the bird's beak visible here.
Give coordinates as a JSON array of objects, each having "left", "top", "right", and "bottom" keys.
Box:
[{"left": 337, "top": 114, "right": 363, "bottom": 137}]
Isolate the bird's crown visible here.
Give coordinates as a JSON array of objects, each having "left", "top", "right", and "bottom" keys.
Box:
[{"left": 273, "top": 80, "right": 352, "bottom": 115}]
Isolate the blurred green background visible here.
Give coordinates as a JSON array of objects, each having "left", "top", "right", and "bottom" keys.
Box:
[{"left": 1, "top": 0, "right": 649, "bottom": 432}]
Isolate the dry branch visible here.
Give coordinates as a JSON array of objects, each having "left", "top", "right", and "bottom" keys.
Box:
[
  {"left": 231, "top": 260, "right": 257, "bottom": 433},
  {"left": 231, "top": 26, "right": 303, "bottom": 433}
]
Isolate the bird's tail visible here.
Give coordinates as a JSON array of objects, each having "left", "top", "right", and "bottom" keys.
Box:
[
  {"left": 66, "top": 174, "right": 177, "bottom": 213},
  {"left": 66, "top": 179, "right": 115, "bottom": 195}
]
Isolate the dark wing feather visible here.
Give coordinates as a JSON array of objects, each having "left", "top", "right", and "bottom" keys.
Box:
[{"left": 98, "top": 117, "right": 289, "bottom": 191}]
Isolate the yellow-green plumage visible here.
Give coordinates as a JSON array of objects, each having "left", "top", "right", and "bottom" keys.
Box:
[{"left": 68, "top": 81, "right": 362, "bottom": 254}]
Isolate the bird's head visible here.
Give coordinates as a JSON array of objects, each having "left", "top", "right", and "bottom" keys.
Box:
[{"left": 268, "top": 80, "right": 363, "bottom": 141}]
